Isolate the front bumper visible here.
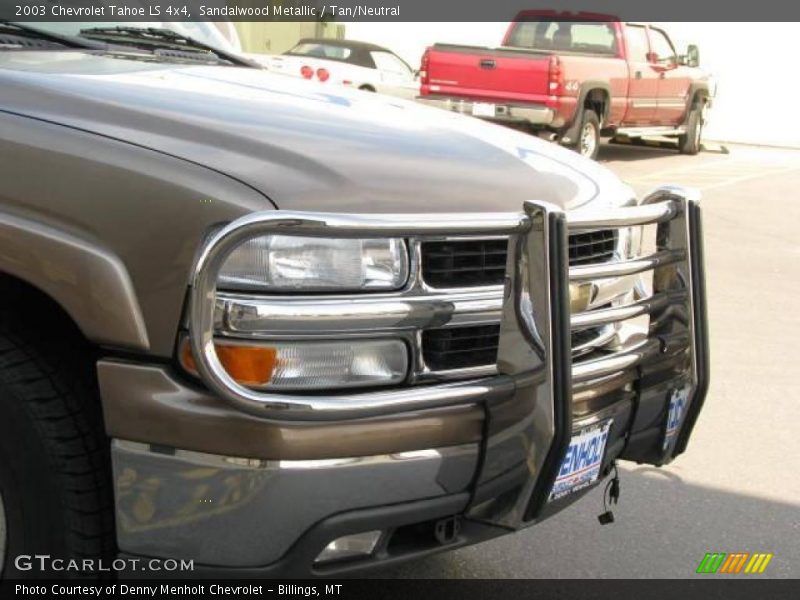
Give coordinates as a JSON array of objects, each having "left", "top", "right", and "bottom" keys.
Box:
[{"left": 103, "top": 186, "right": 708, "bottom": 574}]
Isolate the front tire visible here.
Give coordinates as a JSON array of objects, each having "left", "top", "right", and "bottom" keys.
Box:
[
  {"left": 0, "top": 312, "right": 114, "bottom": 578},
  {"left": 678, "top": 103, "right": 704, "bottom": 155}
]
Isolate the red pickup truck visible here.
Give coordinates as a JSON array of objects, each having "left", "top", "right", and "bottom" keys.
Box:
[{"left": 418, "top": 14, "right": 713, "bottom": 159}]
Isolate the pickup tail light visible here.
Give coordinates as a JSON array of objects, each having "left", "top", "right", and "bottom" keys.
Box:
[
  {"left": 548, "top": 55, "right": 563, "bottom": 95},
  {"left": 419, "top": 49, "right": 430, "bottom": 85},
  {"left": 316, "top": 68, "right": 330, "bottom": 82},
  {"left": 300, "top": 65, "right": 314, "bottom": 79}
]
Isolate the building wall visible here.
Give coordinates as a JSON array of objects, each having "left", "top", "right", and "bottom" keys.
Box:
[
  {"left": 656, "top": 23, "right": 798, "bottom": 148},
  {"left": 234, "top": 22, "right": 345, "bottom": 55}
]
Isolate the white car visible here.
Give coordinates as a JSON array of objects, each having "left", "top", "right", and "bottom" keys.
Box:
[{"left": 258, "top": 38, "right": 420, "bottom": 100}]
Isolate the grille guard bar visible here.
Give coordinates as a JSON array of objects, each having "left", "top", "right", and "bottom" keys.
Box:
[
  {"left": 189, "top": 188, "right": 706, "bottom": 426},
  {"left": 189, "top": 186, "right": 708, "bottom": 526}
]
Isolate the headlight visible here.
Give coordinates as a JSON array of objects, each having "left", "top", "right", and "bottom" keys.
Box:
[
  {"left": 180, "top": 337, "right": 408, "bottom": 390},
  {"left": 218, "top": 236, "right": 409, "bottom": 292}
]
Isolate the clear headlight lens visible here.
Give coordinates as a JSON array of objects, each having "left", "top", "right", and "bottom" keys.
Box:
[
  {"left": 180, "top": 338, "right": 408, "bottom": 390},
  {"left": 218, "top": 236, "right": 408, "bottom": 292}
]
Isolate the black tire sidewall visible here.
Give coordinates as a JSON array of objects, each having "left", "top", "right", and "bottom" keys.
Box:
[
  {"left": 0, "top": 380, "right": 72, "bottom": 578},
  {"left": 679, "top": 107, "right": 702, "bottom": 155}
]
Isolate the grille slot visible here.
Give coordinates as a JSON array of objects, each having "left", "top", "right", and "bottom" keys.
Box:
[
  {"left": 423, "top": 324, "right": 609, "bottom": 372},
  {"left": 422, "top": 325, "right": 500, "bottom": 371},
  {"left": 569, "top": 229, "right": 619, "bottom": 266},
  {"left": 422, "top": 239, "right": 508, "bottom": 288},
  {"left": 421, "top": 231, "right": 617, "bottom": 288}
]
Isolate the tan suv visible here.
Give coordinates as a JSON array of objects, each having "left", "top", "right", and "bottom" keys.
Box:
[{"left": 0, "top": 21, "right": 708, "bottom": 577}]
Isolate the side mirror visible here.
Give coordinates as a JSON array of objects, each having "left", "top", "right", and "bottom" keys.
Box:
[{"left": 686, "top": 44, "right": 700, "bottom": 68}]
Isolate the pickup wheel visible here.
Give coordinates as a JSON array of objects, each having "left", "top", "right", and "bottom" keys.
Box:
[
  {"left": 570, "top": 110, "right": 601, "bottom": 160},
  {"left": 0, "top": 317, "right": 114, "bottom": 577},
  {"left": 678, "top": 104, "right": 704, "bottom": 155}
]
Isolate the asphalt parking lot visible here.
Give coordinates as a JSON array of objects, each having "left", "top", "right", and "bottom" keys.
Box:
[{"left": 373, "top": 141, "right": 800, "bottom": 579}]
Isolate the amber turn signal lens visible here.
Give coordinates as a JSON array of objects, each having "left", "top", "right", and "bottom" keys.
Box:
[{"left": 180, "top": 339, "right": 277, "bottom": 386}]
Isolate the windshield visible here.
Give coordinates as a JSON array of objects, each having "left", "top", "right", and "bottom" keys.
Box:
[
  {"left": 19, "top": 20, "right": 241, "bottom": 53},
  {"left": 507, "top": 20, "right": 618, "bottom": 55},
  {"left": 287, "top": 43, "right": 353, "bottom": 61}
]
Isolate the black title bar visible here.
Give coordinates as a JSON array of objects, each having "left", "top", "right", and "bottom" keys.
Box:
[{"left": 2, "top": 0, "right": 800, "bottom": 22}]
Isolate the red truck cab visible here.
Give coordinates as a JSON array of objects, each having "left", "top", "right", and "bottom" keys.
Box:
[{"left": 418, "top": 13, "right": 713, "bottom": 159}]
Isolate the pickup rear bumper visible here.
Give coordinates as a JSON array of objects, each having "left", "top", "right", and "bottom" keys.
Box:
[
  {"left": 416, "top": 95, "right": 557, "bottom": 127},
  {"left": 104, "top": 186, "right": 708, "bottom": 576}
]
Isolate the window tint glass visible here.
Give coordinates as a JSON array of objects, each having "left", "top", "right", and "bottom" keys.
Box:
[
  {"left": 507, "top": 21, "right": 618, "bottom": 55},
  {"left": 370, "top": 51, "right": 412, "bottom": 75},
  {"left": 625, "top": 25, "right": 650, "bottom": 62},
  {"left": 649, "top": 29, "right": 676, "bottom": 64}
]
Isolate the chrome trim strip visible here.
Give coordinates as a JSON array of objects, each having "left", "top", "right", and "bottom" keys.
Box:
[
  {"left": 569, "top": 249, "right": 685, "bottom": 282},
  {"left": 218, "top": 288, "right": 504, "bottom": 336},
  {"left": 615, "top": 126, "right": 688, "bottom": 137},
  {"left": 572, "top": 338, "right": 662, "bottom": 383},
  {"left": 568, "top": 200, "right": 677, "bottom": 230},
  {"left": 571, "top": 324, "right": 616, "bottom": 357},
  {"left": 415, "top": 363, "right": 498, "bottom": 383},
  {"left": 571, "top": 290, "right": 688, "bottom": 330}
]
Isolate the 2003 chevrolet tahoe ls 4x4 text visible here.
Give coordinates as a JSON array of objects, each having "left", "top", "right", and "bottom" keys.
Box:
[{"left": 0, "top": 20, "right": 708, "bottom": 577}]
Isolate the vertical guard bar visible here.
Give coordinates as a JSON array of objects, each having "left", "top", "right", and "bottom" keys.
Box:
[
  {"left": 672, "top": 194, "right": 709, "bottom": 457},
  {"left": 623, "top": 186, "right": 709, "bottom": 464},
  {"left": 466, "top": 201, "right": 572, "bottom": 528},
  {"left": 524, "top": 201, "right": 573, "bottom": 520}
]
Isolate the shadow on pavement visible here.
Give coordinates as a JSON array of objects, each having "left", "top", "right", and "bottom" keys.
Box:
[
  {"left": 366, "top": 467, "right": 799, "bottom": 579},
  {"left": 598, "top": 142, "right": 679, "bottom": 163}
]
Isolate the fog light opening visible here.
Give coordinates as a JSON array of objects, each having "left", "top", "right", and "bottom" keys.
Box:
[{"left": 314, "top": 530, "right": 383, "bottom": 564}]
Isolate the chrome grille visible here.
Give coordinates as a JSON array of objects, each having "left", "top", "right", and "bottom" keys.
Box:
[{"left": 421, "top": 231, "right": 617, "bottom": 288}]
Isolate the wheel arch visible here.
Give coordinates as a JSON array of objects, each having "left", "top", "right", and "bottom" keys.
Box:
[
  {"left": 560, "top": 82, "right": 611, "bottom": 146},
  {"left": 579, "top": 82, "right": 612, "bottom": 125},
  {"left": 687, "top": 83, "right": 710, "bottom": 108},
  {"left": 0, "top": 212, "right": 150, "bottom": 352}
]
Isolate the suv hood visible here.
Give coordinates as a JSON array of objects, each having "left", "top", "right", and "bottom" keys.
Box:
[{"left": 0, "top": 51, "right": 632, "bottom": 213}]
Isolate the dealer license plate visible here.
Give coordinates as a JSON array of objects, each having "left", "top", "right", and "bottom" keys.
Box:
[
  {"left": 549, "top": 420, "right": 612, "bottom": 501},
  {"left": 471, "top": 102, "right": 496, "bottom": 117},
  {"left": 663, "top": 385, "right": 691, "bottom": 451}
]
